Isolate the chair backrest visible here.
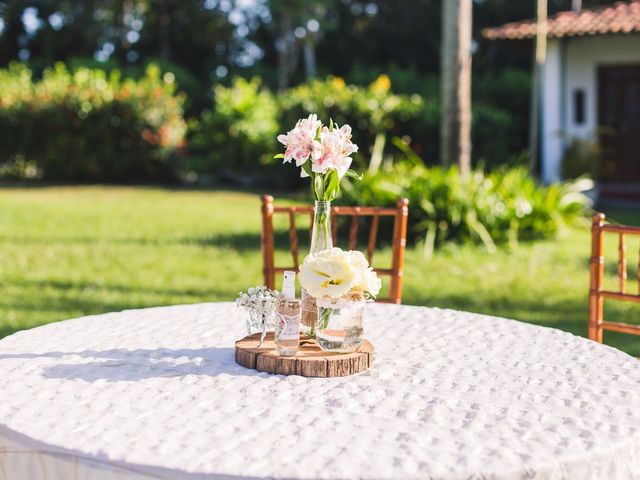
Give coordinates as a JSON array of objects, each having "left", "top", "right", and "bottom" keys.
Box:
[
  {"left": 261, "top": 195, "right": 409, "bottom": 303},
  {"left": 588, "top": 212, "right": 640, "bottom": 343}
]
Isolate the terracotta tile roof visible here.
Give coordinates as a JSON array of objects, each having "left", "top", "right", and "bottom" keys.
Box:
[{"left": 483, "top": 0, "right": 640, "bottom": 40}]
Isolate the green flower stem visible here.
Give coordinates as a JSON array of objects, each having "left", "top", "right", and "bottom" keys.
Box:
[{"left": 317, "top": 307, "right": 332, "bottom": 332}]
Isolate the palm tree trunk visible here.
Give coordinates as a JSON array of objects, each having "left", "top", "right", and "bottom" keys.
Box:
[
  {"left": 440, "top": 0, "right": 472, "bottom": 176},
  {"left": 277, "top": 11, "right": 293, "bottom": 91},
  {"left": 528, "top": 0, "right": 547, "bottom": 173},
  {"left": 303, "top": 40, "right": 317, "bottom": 79}
]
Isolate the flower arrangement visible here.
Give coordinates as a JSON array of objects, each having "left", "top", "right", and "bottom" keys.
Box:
[
  {"left": 298, "top": 248, "right": 381, "bottom": 301},
  {"left": 275, "top": 114, "right": 362, "bottom": 201},
  {"left": 236, "top": 286, "right": 279, "bottom": 345},
  {"left": 299, "top": 248, "right": 380, "bottom": 351}
]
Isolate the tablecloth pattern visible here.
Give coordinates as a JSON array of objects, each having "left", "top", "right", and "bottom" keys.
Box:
[{"left": 0, "top": 302, "right": 640, "bottom": 479}]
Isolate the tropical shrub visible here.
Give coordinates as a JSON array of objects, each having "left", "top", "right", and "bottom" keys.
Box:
[
  {"left": 0, "top": 63, "right": 187, "bottom": 181},
  {"left": 342, "top": 147, "right": 589, "bottom": 253},
  {"left": 561, "top": 133, "right": 602, "bottom": 179},
  {"left": 186, "top": 76, "right": 280, "bottom": 182},
  {"left": 345, "top": 68, "right": 531, "bottom": 168},
  {"left": 186, "top": 75, "right": 427, "bottom": 184}
]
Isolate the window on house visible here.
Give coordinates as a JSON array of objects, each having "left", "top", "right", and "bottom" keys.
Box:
[{"left": 574, "top": 89, "right": 585, "bottom": 125}]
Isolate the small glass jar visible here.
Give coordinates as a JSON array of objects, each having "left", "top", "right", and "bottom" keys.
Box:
[{"left": 315, "top": 298, "right": 365, "bottom": 353}]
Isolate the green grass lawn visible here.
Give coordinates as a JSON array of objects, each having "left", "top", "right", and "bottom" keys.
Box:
[{"left": 1, "top": 185, "right": 639, "bottom": 355}]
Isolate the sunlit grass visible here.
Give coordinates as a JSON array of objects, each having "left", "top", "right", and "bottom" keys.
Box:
[{"left": 0, "top": 185, "right": 638, "bottom": 356}]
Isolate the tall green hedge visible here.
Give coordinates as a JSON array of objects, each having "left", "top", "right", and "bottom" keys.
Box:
[
  {"left": 0, "top": 63, "right": 531, "bottom": 183},
  {"left": 0, "top": 63, "right": 187, "bottom": 181},
  {"left": 186, "top": 77, "right": 280, "bottom": 181},
  {"left": 186, "top": 74, "right": 428, "bottom": 184}
]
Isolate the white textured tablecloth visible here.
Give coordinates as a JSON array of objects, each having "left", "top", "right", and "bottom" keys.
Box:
[{"left": 1, "top": 302, "right": 640, "bottom": 480}]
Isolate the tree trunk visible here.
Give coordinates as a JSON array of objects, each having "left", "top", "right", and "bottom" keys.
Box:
[
  {"left": 159, "top": 0, "right": 172, "bottom": 60},
  {"left": 303, "top": 40, "right": 317, "bottom": 79},
  {"left": 440, "top": 0, "right": 472, "bottom": 176},
  {"left": 277, "top": 12, "right": 293, "bottom": 91},
  {"left": 528, "top": 0, "right": 547, "bottom": 173}
]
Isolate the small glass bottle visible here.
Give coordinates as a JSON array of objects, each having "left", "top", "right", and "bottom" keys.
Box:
[{"left": 275, "top": 271, "right": 301, "bottom": 356}]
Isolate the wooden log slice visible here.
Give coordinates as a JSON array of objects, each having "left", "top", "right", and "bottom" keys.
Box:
[{"left": 235, "top": 332, "right": 374, "bottom": 377}]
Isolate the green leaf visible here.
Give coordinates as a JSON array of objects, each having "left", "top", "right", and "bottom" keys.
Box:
[
  {"left": 465, "top": 211, "right": 497, "bottom": 253},
  {"left": 391, "top": 136, "right": 422, "bottom": 166},
  {"left": 313, "top": 174, "right": 324, "bottom": 201},
  {"left": 345, "top": 169, "right": 363, "bottom": 181},
  {"left": 301, "top": 161, "right": 313, "bottom": 177},
  {"left": 329, "top": 118, "right": 334, "bottom": 132},
  {"left": 273, "top": 153, "right": 285, "bottom": 159},
  {"left": 422, "top": 221, "right": 437, "bottom": 259},
  {"left": 324, "top": 169, "right": 340, "bottom": 201}
]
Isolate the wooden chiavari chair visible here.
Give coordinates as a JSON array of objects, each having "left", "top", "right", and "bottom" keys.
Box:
[
  {"left": 588, "top": 212, "right": 640, "bottom": 343},
  {"left": 260, "top": 195, "right": 409, "bottom": 303}
]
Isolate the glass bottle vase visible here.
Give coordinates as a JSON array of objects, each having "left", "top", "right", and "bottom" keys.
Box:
[
  {"left": 315, "top": 298, "right": 365, "bottom": 353},
  {"left": 300, "top": 200, "right": 332, "bottom": 337}
]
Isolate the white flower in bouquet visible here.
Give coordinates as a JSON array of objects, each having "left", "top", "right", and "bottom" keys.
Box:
[
  {"left": 275, "top": 115, "right": 362, "bottom": 201},
  {"left": 298, "top": 247, "right": 381, "bottom": 301},
  {"left": 298, "top": 248, "right": 356, "bottom": 299},
  {"left": 347, "top": 250, "right": 382, "bottom": 295}
]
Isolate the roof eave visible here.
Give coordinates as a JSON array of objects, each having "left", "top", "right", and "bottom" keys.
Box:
[{"left": 482, "top": 29, "right": 640, "bottom": 41}]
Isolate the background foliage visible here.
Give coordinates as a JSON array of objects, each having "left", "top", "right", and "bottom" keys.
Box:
[
  {"left": 0, "top": 0, "right": 622, "bottom": 177},
  {"left": 1, "top": 186, "right": 637, "bottom": 355},
  {"left": 0, "top": 62, "right": 186, "bottom": 180},
  {"left": 342, "top": 156, "right": 589, "bottom": 252}
]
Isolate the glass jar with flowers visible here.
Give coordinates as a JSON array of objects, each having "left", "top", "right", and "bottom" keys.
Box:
[
  {"left": 275, "top": 115, "right": 362, "bottom": 337},
  {"left": 298, "top": 248, "right": 381, "bottom": 353}
]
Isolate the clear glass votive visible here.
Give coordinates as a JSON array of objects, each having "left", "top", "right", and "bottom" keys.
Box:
[{"left": 315, "top": 298, "right": 365, "bottom": 353}]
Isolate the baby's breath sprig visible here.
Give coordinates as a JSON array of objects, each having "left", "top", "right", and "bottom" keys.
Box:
[{"left": 236, "top": 286, "right": 279, "bottom": 345}]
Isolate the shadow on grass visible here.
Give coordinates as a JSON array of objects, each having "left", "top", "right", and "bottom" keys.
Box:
[
  {"left": 186, "top": 231, "right": 269, "bottom": 250},
  {"left": 0, "top": 231, "right": 274, "bottom": 253},
  {"left": 0, "top": 227, "right": 394, "bottom": 252},
  {"left": 8, "top": 279, "right": 232, "bottom": 299},
  {"left": 0, "top": 281, "right": 237, "bottom": 340}
]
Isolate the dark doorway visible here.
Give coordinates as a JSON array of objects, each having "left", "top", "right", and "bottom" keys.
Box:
[{"left": 598, "top": 65, "right": 640, "bottom": 182}]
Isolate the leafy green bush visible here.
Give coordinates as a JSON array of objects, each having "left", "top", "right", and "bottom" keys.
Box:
[
  {"left": 342, "top": 147, "right": 589, "bottom": 253},
  {"left": 186, "top": 75, "right": 427, "bottom": 184},
  {"left": 186, "top": 77, "right": 280, "bottom": 181},
  {"left": 561, "top": 133, "right": 602, "bottom": 179},
  {"left": 472, "top": 70, "right": 531, "bottom": 168},
  {"left": 0, "top": 63, "right": 187, "bottom": 181},
  {"left": 346, "top": 68, "right": 531, "bottom": 168}
]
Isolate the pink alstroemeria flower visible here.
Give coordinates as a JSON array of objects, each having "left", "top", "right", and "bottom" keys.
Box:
[
  {"left": 311, "top": 124, "right": 358, "bottom": 178},
  {"left": 277, "top": 114, "right": 321, "bottom": 167}
]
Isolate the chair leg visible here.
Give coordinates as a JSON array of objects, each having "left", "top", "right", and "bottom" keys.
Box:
[
  {"left": 588, "top": 213, "right": 605, "bottom": 343},
  {"left": 261, "top": 195, "right": 275, "bottom": 289}
]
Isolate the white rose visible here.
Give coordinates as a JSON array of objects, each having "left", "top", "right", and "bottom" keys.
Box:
[
  {"left": 299, "top": 249, "right": 357, "bottom": 299},
  {"left": 360, "top": 268, "right": 382, "bottom": 296},
  {"left": 346, "top": 250, "right": 369, "bottom": 269},
  {"left": 346, "top": 250, "right": 381, "bottom": 296}
]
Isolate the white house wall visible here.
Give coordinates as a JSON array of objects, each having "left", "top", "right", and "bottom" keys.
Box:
[
  {"left": 542, "top": 34, "right": 640, "bottom": 183},
  {"left": 542, "top": 39, "right": 563, "bottom": 184}
]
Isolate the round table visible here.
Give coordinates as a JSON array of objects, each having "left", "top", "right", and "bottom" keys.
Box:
[{"left": 1, "top": 303, "right": 640, "bottom": 480}]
